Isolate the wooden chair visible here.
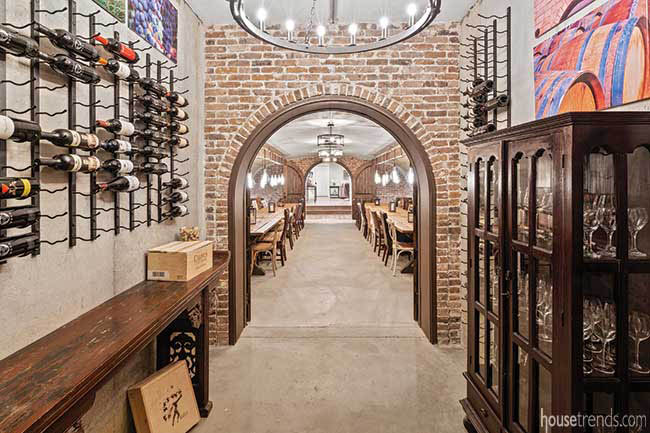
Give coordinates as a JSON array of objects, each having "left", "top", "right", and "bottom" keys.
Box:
[
  {"left": 264, "top": 209, "right": 289, "bottom": 266},
  {"left": 380, "top": 212, "right": 393, "bottom": 266},
  {"left": 365, "top": 206, "right": 375, "bottom": 245},
  {"left": 358, "top": 202, "right": 367, "bottom": 236},
  {"left": 251, "top": 223, "right": 281, "bottom": 277},
  {"left": 293, "top": 204, "right": 303, "bottom": 238},
  {"left": 287, "top": 210, "right": 295, "bottom": 250},
  {"left": 372, "top": 211, "right": 385, "bottom": 256},
  {"left": 389, "top": 222, "right": 415, "bottom": 276}
]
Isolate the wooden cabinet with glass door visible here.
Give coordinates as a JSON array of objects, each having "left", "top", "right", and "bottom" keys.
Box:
[{"left": 462, "top": 113, "right": 650, "bottom": 433}]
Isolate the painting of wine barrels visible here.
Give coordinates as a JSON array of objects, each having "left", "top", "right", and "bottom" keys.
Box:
[
  {"left": 534, "top": 0, "right": 650, "bottom": 119},
  {"left": 91, "top": 0, "right": 125, "bottom": 22},
  {"left": 128, "top": 0, "right": 178, "bottom": 63},
  {"left": 535, "top": 0, "right": 596, "bottom": 38}
]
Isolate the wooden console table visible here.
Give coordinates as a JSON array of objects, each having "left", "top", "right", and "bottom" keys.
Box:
[{"left": 0, "top": 251, "right": 230, "bottom": 433}]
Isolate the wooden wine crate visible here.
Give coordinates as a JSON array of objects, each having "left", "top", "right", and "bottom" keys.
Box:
[
  {"left": 128, "top": 361, "right": 200, "bottom": 433},
  {"left": 147, "top": 241, "right": 213, "bottom": 282}
]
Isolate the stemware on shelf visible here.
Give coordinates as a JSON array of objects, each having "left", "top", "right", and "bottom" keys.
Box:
[
  {"left": 584, "top": 207, "right": 602, "bottom": 258},
  {"left": 536, "top": 279, "right": 553, "bottom": 342},
  {"left": 598, "top": 206, "right": 617, "bottom": 258},
  {"left": 592, "top": 303, "right": 616, "bottom": 375},
  {"left": 629, "top": 310, "right": 650, "bottom": 375},
  {"left": 628, "top": 207, "right": 648, "bottom": 258}
]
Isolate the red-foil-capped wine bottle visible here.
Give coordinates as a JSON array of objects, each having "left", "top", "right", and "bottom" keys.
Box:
[
  {"left": 101, "top": 159, "right": 134, "bottom": 175},
  {"left": 101, "top": 138, "right": 132, "bottom": 153},
  {"left": 0, "top": 178, "right": 39, "bottom": 200},
  {"left": 41, "top": 129, "right": 100, "bottom": 150},
  {"left": 34, "top": 23, "right": 99, "bottom": 61},
  {"left": 0, "top": 115, "right": 41, "bottom": 142},
  {"left": 165, "top": 91, "right": 189, "bottom": 107},
  {"left": 0, "top": 233, "right": 39, "bottom": 259},
  {"left": 93, "top": 35, "right": 139, "bottom": 63},
  {"left": 95, "top": 175, "right": 140, "bottom": 193},
  {"left": 98, "top": 57, "right": 139, "bottom": 81},
  {"left": 0, "top": 206, "right": 40, "bottom": 229},
  {"left": 0, "top": 24, "right": 40, "bottom": 58},
  {"left": 37, "top": 155, "right": 101, "bottom": 173},
  {"left": 96, "top": 119, "right": 136, "bottom": 136}
]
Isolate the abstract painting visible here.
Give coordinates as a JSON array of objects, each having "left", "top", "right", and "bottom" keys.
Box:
[
  {"left": 533, "top": 0, "right": 649, "bottom": 119},
  {"left": 128, "top": 0, "right": 178, "bottom": 63},
  {"left": 91, "top": 0, "right": 126, "bottom": 22}
]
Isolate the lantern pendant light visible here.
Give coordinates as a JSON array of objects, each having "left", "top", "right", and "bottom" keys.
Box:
[
  {"left": 260, "top": 149, "right": 269, "bottom": 188},
  {"left": 407, "top": 166, "right": 415, "bottom": 185}
]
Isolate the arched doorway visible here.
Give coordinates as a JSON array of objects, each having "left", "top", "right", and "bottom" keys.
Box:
[
  {"left": 228, "top": 95, "right": 437, "bottom": 344},
  {"left": 304, "top": 160, "right": 353, "bottom": 205}
]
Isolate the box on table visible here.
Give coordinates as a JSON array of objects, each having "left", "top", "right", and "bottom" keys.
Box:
[
  {"left": 147, "top": 241, "right": 213, "bottom": 282},
  {"left": 128, "top": 361, "right": 200, "bottom": 433}
]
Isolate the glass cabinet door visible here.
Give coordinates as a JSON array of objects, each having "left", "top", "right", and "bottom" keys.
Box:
[
  {"left": 469, "top": 147, "right": 504, "bottom": 421},
  {"left": 507, "top": 141, "right": 555, "bottom": 433}
]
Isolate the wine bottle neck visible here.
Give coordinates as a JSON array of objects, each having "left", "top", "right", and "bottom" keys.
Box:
[{"left": 34, "top": 23, "right": 56, "bottom": 39}]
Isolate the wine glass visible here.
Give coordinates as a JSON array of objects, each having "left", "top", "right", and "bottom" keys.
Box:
[
  {"left": 599, "top": 206, "right": 617, "bottom": 257},
  {"left": 629, "top": 207, "right": 649, "bottom": 258},
  {"left": 593, "top": 303, "right": 616, "bottom": 375},
  {"left": 629, "top": 311, "right": 650, "bottom": 375},
  {"left": 583, "top": 302, "right": 594, "bottom": 376},
  {"left": 584, "top": 208, "right": 602, "bottom": 258},
  {"left": 538, "top": 280, "right": 553, "bottom": 342}
]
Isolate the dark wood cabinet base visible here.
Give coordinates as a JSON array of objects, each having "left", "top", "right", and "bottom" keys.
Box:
[{"left": 199, "top": 401, "right": 213, "bottom": 418}]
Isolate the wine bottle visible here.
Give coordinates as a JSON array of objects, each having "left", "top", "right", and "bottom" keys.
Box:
[
  {"left": 0, "top": 233, "right": 39, "bottom": 259},
  {"left": 471, "top": 123, "right": 497, "bottom": 135},
  {"left": 41, "top": 129, "right": 100, "bottom": 150},
  {"left": 96, "top": 119, "right": 135, "bottom": 136},
  {"left": 165, "top": 91, "right": 188, "bottom": 107},
  {"left": 101, "top": 158, "right": 134, "bottom": 175},
  {"left": 0, "top": 205, "right": 40, "bottom": 229},
  {"left": 100, "top": 138, "right": 132, "bottom": 153},
  {"left": 169, "top": 106, "right": 189, "bottom": 121},
  {"left": 170, "top": 122, "right": 189, "bottom": 135},
  {"left": 163, "top": 190, "right": 188, "bottom": 204},
  {"left": 463, "top": 80, "right": 494, "bottom": 99},
  {"left": 0, "top": 24, "right": 40, "bottom": 58},
  {"left": 95, "top": 175, "right": 140, "bottom": 193},
  {"left": 139, "top": 78, "right": 168, "bottom": 97},
  {"left": 0, "top": 178, "right": 39, "bottom": 200},
  {"left": 165, "top": 204, "right": 189, "bottom": 218},
  {"left": 137, "top": 162, "right": 168, "bottom": 175},
  {"left": 168, "top": 135, "right": 189, "bottom": 148},
  {"left": 163, "top": 177, "right": 189, "bottom": 189},
  {"left": 34, "top": 24, "right": 99, "bottom": 61},
  {"left": 98, "top": 57, "right": 139, "bottom": 81},
  {"left": 483, "top": 94, "right": 510, "bottom": 112},
  {"left": 135, "top": 111, "right": 168, "bottom": 128},
  {"left": 93, "top": 35, "right": 139, "bottom": 63},
  {"left": 0, "top": 116, "right": 41, "bottom": 142},
  {"left": 139, "top": 128, "right": 168, "bottom": 144},
  {"left": 41, "top": 53, "right": 101, "bottom": 84},
  {"left": 139, "top": 95, "right": 170, "bottom": 113},
  {"left": 130, "top": 145, "right": 167, "bottom": 160},
  {"left": 37, "top": 154, "right": 101, "bottom": 173}
]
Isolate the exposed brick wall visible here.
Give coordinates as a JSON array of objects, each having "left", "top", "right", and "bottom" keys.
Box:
[{"left": 204, "top": 22, "right": 462, "bottom": 345}]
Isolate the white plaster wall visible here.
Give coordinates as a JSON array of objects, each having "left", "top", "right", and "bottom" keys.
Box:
[{"left": 0, "top": 0, "right": 205, "bottom": 430}]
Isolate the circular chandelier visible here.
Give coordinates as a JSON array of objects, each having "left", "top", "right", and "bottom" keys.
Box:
[
  {"left": 228, "top": 0, "right": 442, "bottom": 55},
  {"left": 317, "top": 121, "right": 344, "bottom": 162}
]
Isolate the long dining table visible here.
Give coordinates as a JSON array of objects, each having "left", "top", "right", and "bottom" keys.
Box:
[
  {"left": 249, "top": 203, "right": 298, "bottom": 275},
  {"left": 366, "top": 203, "right": 415, "bottom": 274}
]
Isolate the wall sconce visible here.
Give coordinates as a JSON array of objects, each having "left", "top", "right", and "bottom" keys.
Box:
[
  {"left": 389, "top": 201, "right": 396, "bottom": 212},
  {"left": 249, "top": 205, "right": 257, "bottom": 225},
  {"left": 268, "top": 202, "right": 276, "bottom": 213}
]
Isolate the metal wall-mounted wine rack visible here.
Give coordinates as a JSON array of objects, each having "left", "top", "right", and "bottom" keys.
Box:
[
  {"left": 0, "top": 0, "right": 191, "bottom": 263},
  {"left": 460, "top": 7, "right": 512, "bottom": 137}
]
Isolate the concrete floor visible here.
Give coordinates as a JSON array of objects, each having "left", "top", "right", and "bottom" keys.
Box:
[{"left": 194, "top": 223, "right": 466, "bottom": 433}]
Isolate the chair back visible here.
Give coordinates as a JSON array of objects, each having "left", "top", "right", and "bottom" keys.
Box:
[
  {"left": 271, "top": 221, "right": 282, "bottom": 244},
  {"left": 296, "top": 203, "right": 303, "bottom": 221},
  {"left": 381, "top": 213, "right": 392, "bottom": 247},
  {"left": 372, "top": 211, "right": 383, "bottom": 234},
  {"left": 358, "top": 202, "right": 365, "bottom": 225},
  {"left": 280, "top": 209, "right": 290, "bottom": 242},
  {"left": 366, "top": 207, "right": 374, "bottom": 230},
  {"left": 389, "top": 221, "right": 398, "bottom": 244}
]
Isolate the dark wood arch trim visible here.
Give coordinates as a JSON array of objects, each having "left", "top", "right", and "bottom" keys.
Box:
[{"left": 227, "top": 95, "right": 438, "bottom": 344}]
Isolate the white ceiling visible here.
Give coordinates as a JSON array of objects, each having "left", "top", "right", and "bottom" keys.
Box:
[
  {"left": 266, "top": 111, "right": 396, "bottom": 159},
  {"left": 188, "top": 0, "right": 474, "bottom": 25}
]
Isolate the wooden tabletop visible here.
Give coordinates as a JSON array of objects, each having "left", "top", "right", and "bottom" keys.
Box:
[
  {"left": 366, "top": 204, "right": 414, "bottom": 234},
  {"left": 250, "top": 203, "right": 297, "bottom": 237},
  {"left": 0, "top": 251, "right": 230, "bottom": 433}
]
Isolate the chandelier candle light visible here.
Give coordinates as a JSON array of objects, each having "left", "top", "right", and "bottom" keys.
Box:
[{"left": 228, "top": 0, "right": 442, "bottom": 55}]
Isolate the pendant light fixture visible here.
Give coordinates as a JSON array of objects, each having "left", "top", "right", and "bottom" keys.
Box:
[
  {"left": 247, "top": 172, "right": 255, "bottom": 189},
  {"left": 407, "top": 166, "right": 415, "bottom": 185},
  {"left": 260, "top": 149, "right": 269, "bottom": 188},
  {"left": 229, "top": 1, "right": 442, "bottom": 55},
  {"left": 391, "top": 148, "right": 401, "bottom": 184},
  {"left": 374, "top": 162, "right": 381, "bottom": 185}
]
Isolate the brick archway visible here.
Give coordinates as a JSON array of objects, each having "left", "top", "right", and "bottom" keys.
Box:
[{"left": 211, "top": 84, "right": 459, "bottom": 346}]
